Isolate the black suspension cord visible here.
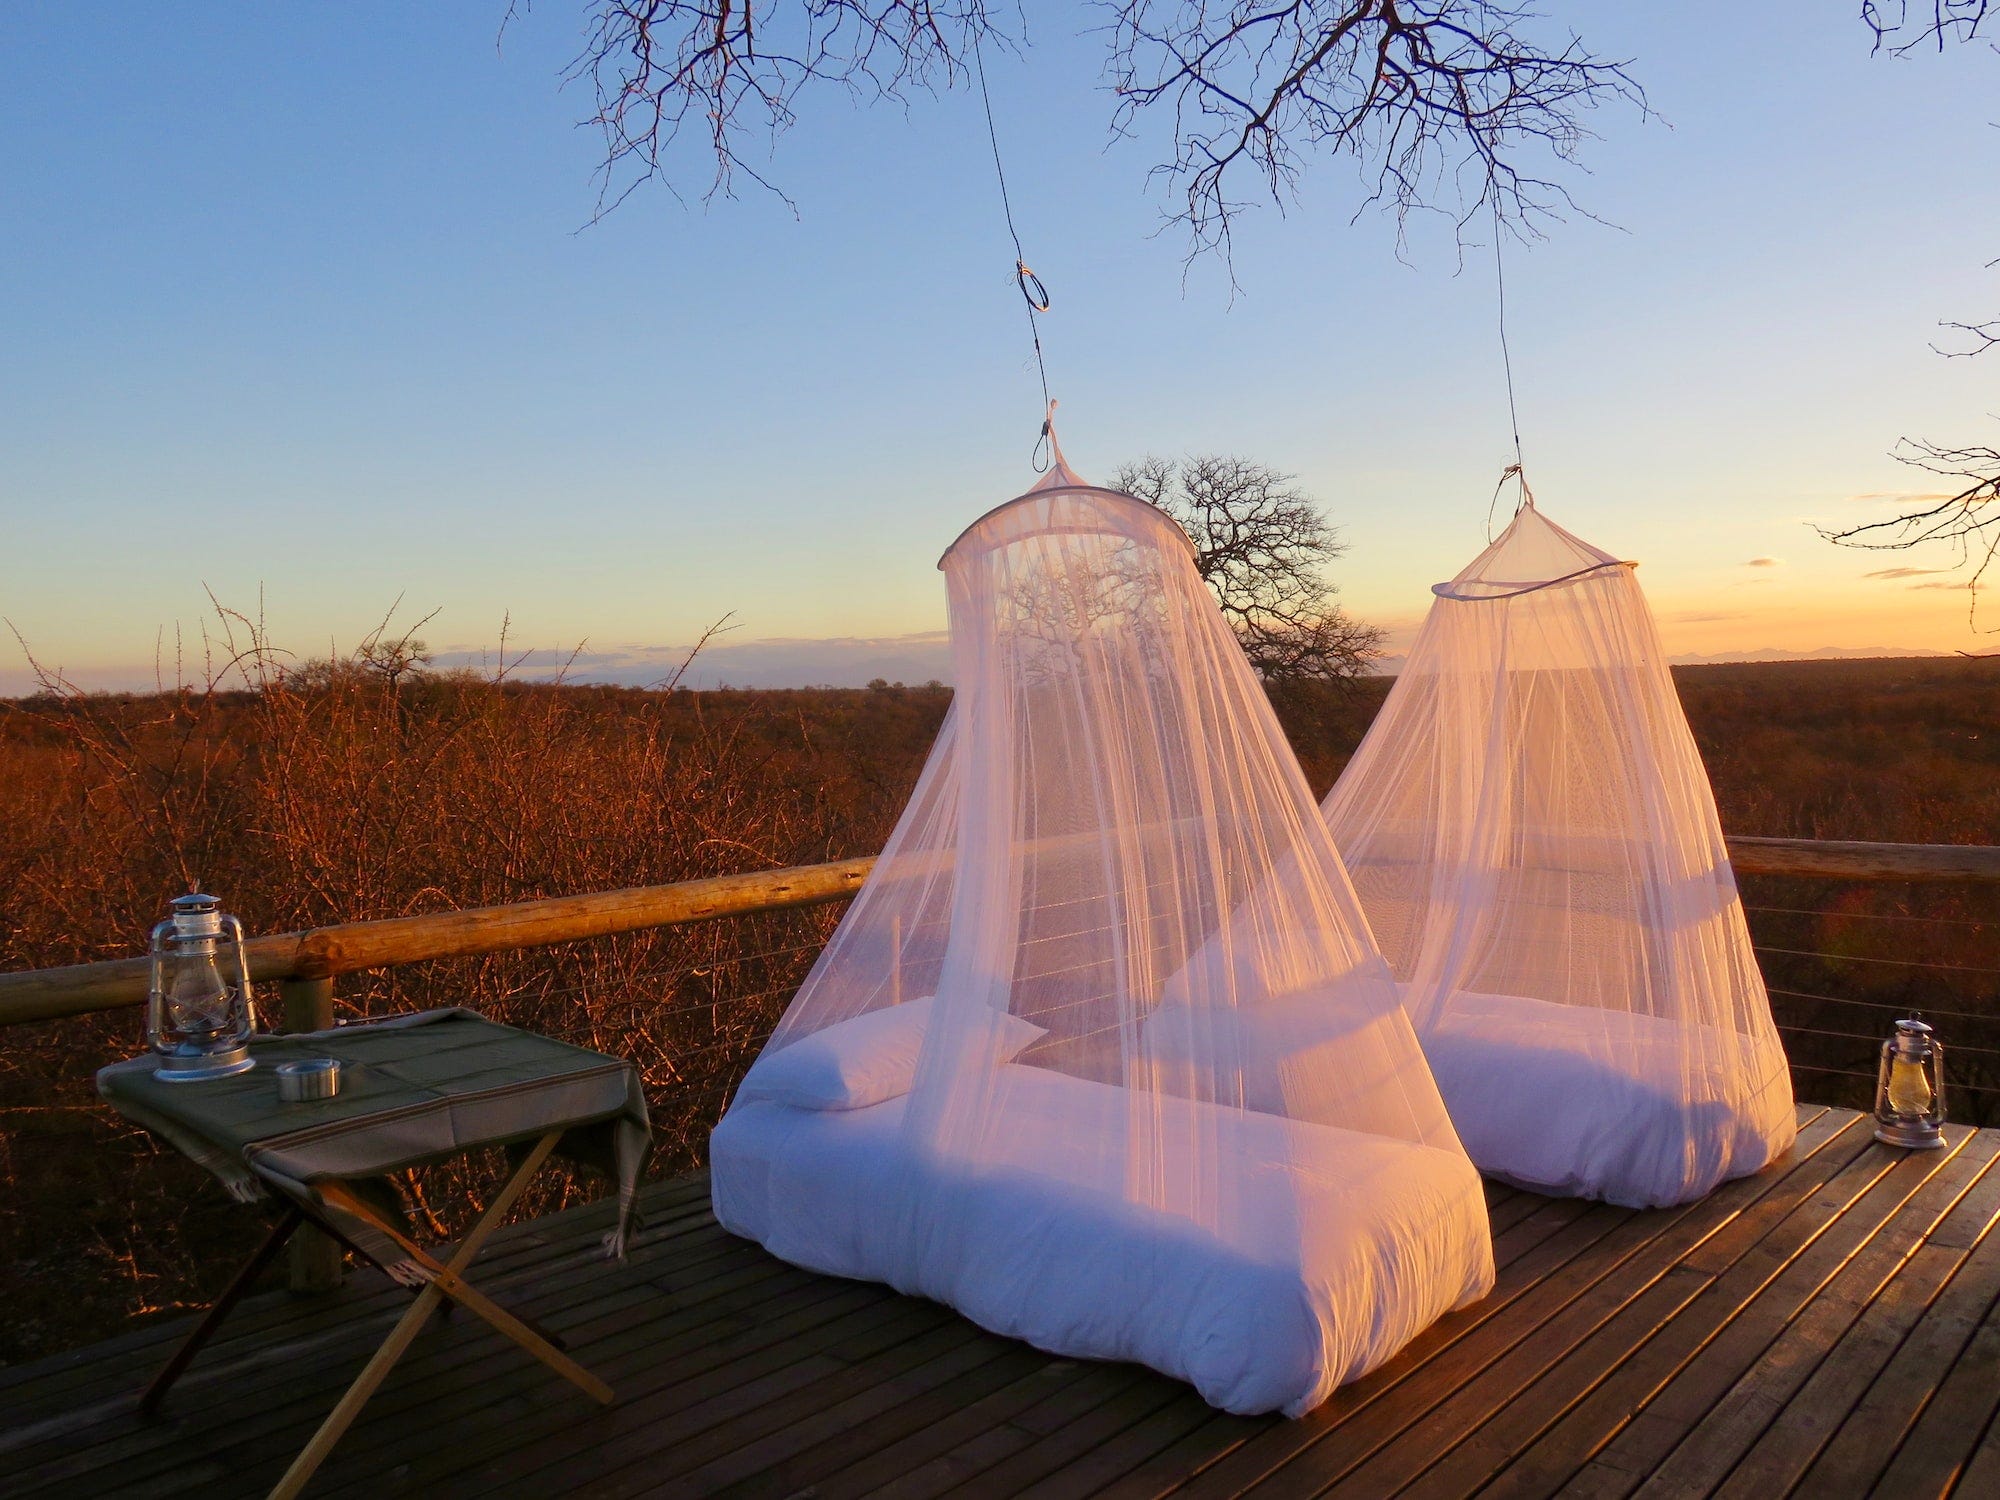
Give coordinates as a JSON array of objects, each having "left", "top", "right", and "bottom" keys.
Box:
[
  {"left": 1488, "top": 196, "right": 1532, "bottom": 539},
  {"left": 972, "top": 35, "right": 1055, "bottom": 469}
]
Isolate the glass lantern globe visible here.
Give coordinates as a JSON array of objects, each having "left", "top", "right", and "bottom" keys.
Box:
[
  {"left": 146, "top": 890, "right": 259, "bottom": 1081},
  {"left": 1874, "top": 1017, "right": 1945, "bottom": 1150}
]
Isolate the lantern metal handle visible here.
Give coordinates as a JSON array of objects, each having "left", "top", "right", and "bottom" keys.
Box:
[
  {"left": 145, "top": 917, "right": 174, "bottom": 1059},
  {"left": 220, "top": 913, "right": 259, "bottom": 1034}
]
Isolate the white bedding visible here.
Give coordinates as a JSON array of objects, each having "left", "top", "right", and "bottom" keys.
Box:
[
  {"left": 711, "top": 1063, "right": 1493, "bottom": 1417},
  {"left": 1419, "top": 990, "right": 1796, "bottom": 1209}
]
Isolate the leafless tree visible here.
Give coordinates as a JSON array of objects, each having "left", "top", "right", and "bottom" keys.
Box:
[
  {"left": 1103, "top": 1, "right": 1644, "bottom": 261},
  {"left": 1824, "top": 4, "right": 1997, "bottom": 630},
  {"left": 555, "top": 2, "right": 1640, "bottom": 252},
  {"left": 549, "top": 1, "right": 1007, "bottom": 217},
  {"left": 355, "top": 606, "right": 440, "bottom": 695},
  {"left": 1116, "top": 455, "right": 1382, "bottom": 680}
]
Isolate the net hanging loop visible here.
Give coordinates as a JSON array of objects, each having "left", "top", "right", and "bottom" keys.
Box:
[
  {"left": 1486, "top": 462, "right": 1536, "bottom": 541},
  {"left": 1034, "top": 399, "right": 1067, "bottom": 475}
]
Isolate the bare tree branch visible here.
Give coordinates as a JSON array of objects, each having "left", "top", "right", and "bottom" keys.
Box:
[
  {"left": 1103, "top": 1, "right": 1646, "bottom": 261},
  {"left": 1862, "top": 0, "right": 1993, "bottom": 54},
  {"left": 1827, "top": 6, "right": 1997, "bottom": 629},
  {"left": 560, "top": 1, "right": 1008, "bottom": 218},
  {"left": 1821, "top": 440, "right": 2000, "bottom": 631},
  {"left": 1936, "top": 315, "right": 2000, "bottom": 357},
  {"left": 1117, "top": 454, "right": 1382, "bottom": 679}
]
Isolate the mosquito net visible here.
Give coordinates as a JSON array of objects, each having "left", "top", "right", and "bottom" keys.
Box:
[
  {"left": 712, "top": 456, "right": 1493, "bottom": 1416},
  {"left": 1322, "top": 501, "right": 1795, "bottom": 1209}
]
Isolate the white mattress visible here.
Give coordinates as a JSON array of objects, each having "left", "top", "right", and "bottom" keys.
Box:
[
  {"left": 710, "top": 1064, "right": 1493, "bottom": 1417},
  {"left": 1420, "top": 990, "right": 1796, "bottom": 1209}
]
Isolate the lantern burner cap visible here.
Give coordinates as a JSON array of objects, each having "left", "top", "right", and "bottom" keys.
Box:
[{"left": 169, "top": 889, "right": 224, "bottom": 939}]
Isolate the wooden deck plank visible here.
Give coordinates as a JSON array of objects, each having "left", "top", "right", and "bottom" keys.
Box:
[
  {"left": 0, "top": 1176, "right": 724, "bottom": 1472},
  {"left": 1708, "top": 1135, "right": 2000, "bottom": 1497},
  {"left": 16, "top": 1104, "right": 2000, "bottom": 1500},
  {"left": 56, "top": 1222, "right": 829, "bottom": 1498},
  {"left": 272, "top": 1285, "right": 910, "bottom": 1500},
  {"left": 1868, "top": 1238, "right": 2000, "bottom": 1498},
  {"left": 703, "top": 1344, "right": 1058, "bottom": 1500},
  {"left": 1136, "top": 1198, "right": 1631, "bottom": 1500},
  {"left": 1184, "top": 1107, "right": 1862, "bottom": 1500},
  {"left": 622, "top": 1325, "right": 1032, "bottom": 1499},
  {"left": 1471, "top": 1113, "right": 1902, "bottom": 1497},
  {"left": 0, "top": 1212, "right": 750, "bottom": 1471},
  {"left": 1, "top": 1198, "right": 769, "bottom": 1492},
  {"left": 1585, "top": 1133, "right": 1983, "bottom": 1499},
  {"left": 1284, "top": 1112, "right": 1886, "bottom": 1498},
  {"left": 0, "top": 1174, "right": 718, "bottom": 1431},
  {"left": 932, "top": 1376, "right": 1196, "bottom": 1500},
  {"left": 1946, "top": 1410, "right": 2000, "bottom": 1497},
  {"left": 1792, "top": 1170, "right": 2000, "bottom": 1496},
  {"left": 554, "top": 1303, "right": 987, "bottom": 1499},
  {"left": 1010, "top": 1391, "right": 1241, "bottom": 1500},
  {"left": 306, "top": 1274, "right": 914, "bottom": 1499},
  {"left": 298, "top": 1266, "right": 853, "bottom": 1500},
  {"left": 1141, "top": 1105, "right": 1842, "bottom": 1500},
  {"left": 1450, "top": 1126, "right": 1996, "bottom": 1500},
  {"left": 1631, "top": 1129, "right": 1995, "bottom": 1498},
  {"left": 797, "top": 1359, "right": 1156, "bottom": 1499}
]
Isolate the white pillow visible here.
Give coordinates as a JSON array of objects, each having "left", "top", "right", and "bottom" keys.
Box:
[
  {"left": 1143, "top": 978, "right": 1453, "bottom": 1140},
  {"left": 736, "top": 995, "right": 1046, "bottom": 1111}
]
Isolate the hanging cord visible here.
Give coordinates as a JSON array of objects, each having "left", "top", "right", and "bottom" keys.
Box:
[
  {"left": 1487, "top": 196, "right": 1533, "bottom": 539},
  {"left": 972, "top": 35, "right": 1055, "bottom": 469}
]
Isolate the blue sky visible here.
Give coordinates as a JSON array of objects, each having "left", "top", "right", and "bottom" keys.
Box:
[{"left": 3, "top": 3, "right": 1997, "bottom": 690}]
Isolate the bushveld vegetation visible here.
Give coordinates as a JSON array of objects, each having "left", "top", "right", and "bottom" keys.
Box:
[{"left": 2, "top": 652, "right": 1997, "bottom": 1364}]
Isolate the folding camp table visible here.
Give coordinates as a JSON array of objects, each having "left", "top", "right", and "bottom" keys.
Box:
[{"left": 97, "top": 1009, "right": 651, "bottom": 1500}]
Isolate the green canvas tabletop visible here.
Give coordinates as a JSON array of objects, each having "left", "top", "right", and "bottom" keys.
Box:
[{"left": 98, "top": 1009, "right": 652, "bottom": 1262}]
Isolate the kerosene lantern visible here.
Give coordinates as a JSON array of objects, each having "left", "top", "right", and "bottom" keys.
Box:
[
  {"left": 146, "top": 889, "right": 259, "bottom": 1081},
  {"left": 1874, "top": 1017, "right": 1945, "bottom": 1149}
]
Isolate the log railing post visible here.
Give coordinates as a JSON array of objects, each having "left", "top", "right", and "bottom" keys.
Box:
[
  {"left": 278, "top": 975, "right": 335, "bottom": 1033},
  {"left": 276, "top": 976, "right": 344, "bottom": 1293}
]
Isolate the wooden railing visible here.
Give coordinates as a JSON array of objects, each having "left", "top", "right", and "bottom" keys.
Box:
[
  {"left": 0, "top": 858, "right": 874, "bottom": 1031},
  {"left": 3, "top": 836, "right": 1998, "bottom": 1031}
]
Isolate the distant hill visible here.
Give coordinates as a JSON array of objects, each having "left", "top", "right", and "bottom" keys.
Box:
[
  {"left": 1668, "top": 646, "right": 1950, "bottom": 666},
  {"left": 1369, "top": 645, "right": 1954, "bottom": 675}
]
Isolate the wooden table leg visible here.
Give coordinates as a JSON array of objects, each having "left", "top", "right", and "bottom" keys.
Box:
[
  {"left": 139, "top": 1206, "right": 303, "bottom": 1416},
  {"left": 267, "top": 1132, "right": 606, "bottom": 1500},
  {"left": 312, "top": 1141, "right": 610, "bottom": 1402}
]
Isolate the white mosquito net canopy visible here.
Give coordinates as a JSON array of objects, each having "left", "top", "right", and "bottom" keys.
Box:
[
  {"left": 711, "top": 455, "right": 1493, "bottom": 1417},
  {"left": 1322, "top": 501, "right": 1795, "bottom": 1209}
]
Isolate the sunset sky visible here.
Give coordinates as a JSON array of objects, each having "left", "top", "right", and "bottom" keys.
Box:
[{"left": 2, "top": 4, "right": 1997, "bottom": 691}]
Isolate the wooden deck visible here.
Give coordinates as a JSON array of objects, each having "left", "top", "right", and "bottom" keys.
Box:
[{"left": 7, "top": 1103, "right": 2000, "bottom": 1498}]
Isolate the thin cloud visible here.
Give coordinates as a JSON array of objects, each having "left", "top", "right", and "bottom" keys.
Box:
[
  {"left": 1865, "top": 566, "right": 1954, "bottom": 580},
  {"left": 1846, "top": 490, "right": 1958, "bottom": 505},
  {"left": 1744, "top": 558, "right": 1781, "bottom": 568},
  {"left": 1911, "top": 580, "right": 1972, "bottom": 591}
]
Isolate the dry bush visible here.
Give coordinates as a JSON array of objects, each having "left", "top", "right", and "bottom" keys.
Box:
[{"left": 0, "top": 626, "right": 944, "bottom": 1364}]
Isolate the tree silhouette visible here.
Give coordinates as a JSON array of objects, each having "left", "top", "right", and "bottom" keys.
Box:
[
  {"left": 1824, "top": 3, "right": 1997, "bottom": 630},
  {"left": 1116, "top": 455, "right": 1382, "bottom": 681}
]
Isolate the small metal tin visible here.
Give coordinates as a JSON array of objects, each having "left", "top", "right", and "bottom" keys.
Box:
[{"left": 275, "top": 1058, "right": 342, "bottom": 1102}]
